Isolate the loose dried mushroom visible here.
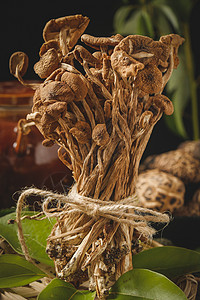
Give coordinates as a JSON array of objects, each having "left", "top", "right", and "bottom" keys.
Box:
[
  {"left": 9, "top": 52, "right": 39, "bottom": 90},
  {"left": 140, "top": 149, "right": 200, "bottom": 184},
  {"left": 177, "top": 140, "right": 200, "bottom": 160},
  {"left": 10, "top": 14, "right": 184, "bottom": 299},
  {"left": 9, "top": 51, "right": 29, "bottom": 78},
  {"left": 136, "top": 169, "right": 185, "bottom": 212}
]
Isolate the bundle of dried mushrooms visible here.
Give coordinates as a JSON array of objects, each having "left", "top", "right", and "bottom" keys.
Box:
[{"left": 10, "top": 15, "right": 184, "bottom": 298}]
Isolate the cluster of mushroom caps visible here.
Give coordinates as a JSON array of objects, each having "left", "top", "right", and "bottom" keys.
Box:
[
  {"left": 136, "top": 140, "right": 200, "bottom": 215},
  {"left": 10, "top": 14, "right": 184, "bottom": 171},
  {"left": 9, "top": 15, "right": 185, "bottom": 298}
]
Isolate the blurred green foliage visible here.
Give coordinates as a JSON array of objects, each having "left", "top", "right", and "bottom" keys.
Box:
[{"left": 113, "top": 0, "right": 199, "bottom": 140}]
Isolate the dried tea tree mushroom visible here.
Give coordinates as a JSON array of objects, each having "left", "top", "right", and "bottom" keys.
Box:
[
  {"left": 151, "top": 94, "right": 174, "bottom": 115},
  {"left": 43, "top": 15, "right": 90, "bottom": 55},
  {"left": 9, "top": 51, "right": 29, "bottom": 78},
  {"left": 141, "top": 149, "right": 200, "bottom": 184},
  {"left": 34, "top": 48, "right": 60, "bottom": 78},
  {"left": 10, "top": 14, "right": 184, "bottom": 299},
  {"left": 110, "top": 50, "right": 144, "bottom": 80},
  {"left": 114, "top": 35, "right": 170, "bottom": 67},
  {"left": 134, "top": 63, "right": 163, "bottom": 94},
  {"left": 160, "top": 34, "right": 185, "bottom": 69},
  {"left": 92, "top": 124, "right": 109, "bottom": 146},
  {"left": 9, "top": 52, "right": 39, "bottom": 90},
  {"left": 81, "top": 33, "right": 124, "bottom": 51},
  {"left": 136, "top": 169, "right": 185, "bottom": 212},
  {"left": 39, "top": 40, "right": 61, "bottom": 57}
]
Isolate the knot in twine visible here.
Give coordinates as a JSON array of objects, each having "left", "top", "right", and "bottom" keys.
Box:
[{"left": 16, "top": 185, "right": 170, "bottom": 263}]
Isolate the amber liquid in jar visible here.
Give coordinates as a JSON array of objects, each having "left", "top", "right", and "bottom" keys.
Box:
[{"left": 0, "top": 81, "right": 72, "bottom": 209}]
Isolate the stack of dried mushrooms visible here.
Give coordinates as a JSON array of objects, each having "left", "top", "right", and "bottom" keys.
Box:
[
  {"left": 137, "top": 140, "right": 200, "bottom": 215},
  {"left": 10, "top": 15, "right": 184, "bottom": 298}
]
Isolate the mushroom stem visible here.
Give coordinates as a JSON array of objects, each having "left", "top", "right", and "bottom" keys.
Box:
[
  {"left": 83, "top": 61, "right": 112, "bottom": 101},
  {"left": 16, "top": 67, "right": 40, "bottom": 90},
  {"left": 59, "top": 27, "right": 69, "bottom": 56},
  {"left": 160, "top": 48, "right": 174, "bottom": 93}
]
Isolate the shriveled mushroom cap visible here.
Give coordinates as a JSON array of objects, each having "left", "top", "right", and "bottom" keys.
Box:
[
  {"left": 39, "top": 40, "right": 61, "bottom": 57},
  {"left": 61, "top": 71, "right": 88, "bottom": 101},
  {"left": 160, "top": 34, "right": 185, "bottom": 68},
  {"left": 92, "top": 124, "right": 110, "bottom": 146},
  {"left": 81, "top": 33, "right": 124, "bottom": 50},
  {"left": 136, "top": 169, "right": 185, "bottom": 212},
  {"left": 151, "top": 94, "right": 174, "bottom": 115},
  {"left": 69, "top": 121, "right": 91, "bottom": 144},
  {"left": 34, "top": 48, "right": 60, "bottom": 78},
  {"left": 134, "top": 64, "right": 163, "bottom": 94},
  {"left": 43, "top": 15, "right": 90, "bottom": 51},
  {"left": 9, "top": 51, "right": 29, "bottom": 77},
  {"left": 111, "top": 49, "right": 144, "bottom": 79},
  {"left": 140, "top": 149, "right": 200, "bottom": 184},
  {"left": 115, "top": 35, "right": 170, "bottom": 66}
]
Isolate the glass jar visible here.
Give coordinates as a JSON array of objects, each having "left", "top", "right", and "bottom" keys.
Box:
[{"left": 0, "top": 81, "right": 73, "bottom": 209}]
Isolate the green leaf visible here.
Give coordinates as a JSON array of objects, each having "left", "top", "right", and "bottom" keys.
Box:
[
  {"left": 0, "top": 254, "right": 46, "bottom": 288},
  {"left": 122, "top": 10, "right": 143, "bottom": 35},
  {"left": 0, "top": 211, "right": 56, "bottom": 266},
  {"left": 0, "top": 208, "right": 16, "bottom": 217},
  {"left": 113, "top": 5, "right": 136, "bottom": 33},
  {"left": 154, "top": 7, "right": 174, "bottom": 36},
  {"left": 165, "top": 56, "right": 190, "bottom": 138},
  {"left": 164, "top": 0, "right": 193, "bottom": 22},
  {"left": 38, "top": 278, "right": 96, "bottom": 300},
  {"left": 132, "top": 246, "right": 200, "bottom": 278},
  {"left": 139, "top": 10, "right": 154, "bottom": 38},
  {"left": 154, "top": 4, "right": 180, "bottom": 32},
  {"left": 108, "top": 269, "right": 187, "bottom": 299}
]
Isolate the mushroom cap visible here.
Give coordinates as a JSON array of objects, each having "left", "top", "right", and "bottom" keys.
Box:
[
  {"left": 134, "top": 64, "right": 163, "bottom": 94},
  {"left": 115, "top": 35, "right": 170, "bottom": 66},
  {"left": 136, "top": 169, "right": 185, "bottom": 212},
  {"left": 37, "top": 80, "right": 76, "bottom": 105},
  {"left": 39, "top": 40, "right": 61, "bottom": 57},
  {"left": 111, "top": 49, "right": 144, "bottom": 79},
  {"left": 61, "top": 71, "right": 88, "bottom": 101},
  {"left": 92, "top": 124, "right": 110, "bottom": 146},
  {"left": 81, "top": 33, "right": 124, "bottom": 50},
  {"left": 43, "top": 15, "right": 90, "bottom": 51},
  {"left": 34, "top": 48, "right": 60, "bottom": 79},
  {"left": 74, "top": 45, "right": 100, "bottom": 66},
  {"left": 9, "top": 52, "right": 29, "bottom": 77},
  {"left": 177, "top": 140, "right": 200, "bottom": 160},
  {"left": 141, "top": 149, "right": 200, "bottom": 184},
  {"left": 69, "top": 121, "right": 91, "bottom": 144},
  {"left": 160, "top": 34, "right": 185, "bottom": 69},
  {"left": 151, "top": 94, "right": 174, "bottom": 115}
]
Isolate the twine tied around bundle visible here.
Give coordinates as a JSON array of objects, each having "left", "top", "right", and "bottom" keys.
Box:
[{"left": 16, "top": 185, "right": 170, "bottom": 264}]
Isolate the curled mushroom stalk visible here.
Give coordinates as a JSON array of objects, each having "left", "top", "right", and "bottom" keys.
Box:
[{"left": 10, "top": 14, "right": 184, "bottom": 298}]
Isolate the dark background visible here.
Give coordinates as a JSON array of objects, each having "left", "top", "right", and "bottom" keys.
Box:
[{"left": 1, "top": 0, "right": 200, "bottom": 156}]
